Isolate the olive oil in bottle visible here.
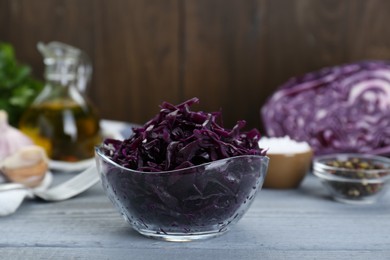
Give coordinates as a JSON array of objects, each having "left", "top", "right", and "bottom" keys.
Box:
[
  {"left": 20, "top": 42, "right": 101, "bottom": 162},
  {"left": 20, "top": 100, "right": 101, "bottom": 161}
]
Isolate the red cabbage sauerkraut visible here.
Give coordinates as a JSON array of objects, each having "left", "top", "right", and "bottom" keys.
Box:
[{"left": 104, "top": 97, "right": 265, "bottom": 171}]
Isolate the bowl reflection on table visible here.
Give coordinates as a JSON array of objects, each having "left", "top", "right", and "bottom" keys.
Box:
[
  {"left": 313, "top": 153, "right": 390, "bottom": 204},
  {"left": 95, "top": 145, "right": 269, "bottom": 242}
]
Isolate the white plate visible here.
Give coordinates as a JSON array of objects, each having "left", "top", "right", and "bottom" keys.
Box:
[
  {"left": 49, "top": 158, "right": 95, "bottom": 172},
  {"left": 100, "top": 119, "right": 133, "bottom": 140}
]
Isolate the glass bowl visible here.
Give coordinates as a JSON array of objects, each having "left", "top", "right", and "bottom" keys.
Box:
[
  {"left": 95, "top": 145, "right": 269, "bottom": 242},
  {"left": 313, "top": 153, "right": 390, "bottom": 204}
]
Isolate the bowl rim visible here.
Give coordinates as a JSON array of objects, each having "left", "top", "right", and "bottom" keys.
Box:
[
  {"left": 266, "top": 149, "right": 313, "bottom": 156},
  {"left": 313, "top": 153, "right": 390, "bottom": 183},
  {"left": 95, "top": 145, "right": 269, "bottom": 175}
]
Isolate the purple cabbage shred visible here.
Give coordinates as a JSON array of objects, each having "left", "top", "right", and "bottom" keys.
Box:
[{"left": 104, "top": 97, "right": 265, "bottom": 171}]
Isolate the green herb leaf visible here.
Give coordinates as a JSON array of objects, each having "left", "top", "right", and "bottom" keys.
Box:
[{"left": 0, "top": 42, "right": 43, "bottom": 126}]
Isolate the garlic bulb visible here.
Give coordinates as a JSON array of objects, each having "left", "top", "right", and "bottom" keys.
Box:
[
  {"left": 0, "top": 145, "right": 48, "bottom": 188},
  {"left": 0, "top": 110, "right": 33, "bottom": 161}
]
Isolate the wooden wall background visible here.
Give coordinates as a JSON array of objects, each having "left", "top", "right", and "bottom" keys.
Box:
[{"left": 1, "top": 0, "right": 390, "bottom": 131}]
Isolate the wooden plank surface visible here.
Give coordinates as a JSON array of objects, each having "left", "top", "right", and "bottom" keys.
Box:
[
  {"left": 346, "top": 0, "right": 390, "bottom": 60},
  {"left": 183, "top": 0, "right": 266, "bottom": 129},
  {"left": 92, "top": 0, "right": 181, "bottom": 123},
  {"left": 1, "top": 175, "right": 389, "bottom": 259},
  {"left": 0, "top": 0, "right": 180, "bottom": 126},
  {"left": 1, "top": 0, "right": 390, "bottom": 129}
]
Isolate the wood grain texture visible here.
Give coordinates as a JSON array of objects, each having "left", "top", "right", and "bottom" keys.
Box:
[
  {"left": 1, "top": 0, "right": 390, "bottom": 129},
  {"left": 3, "top": 0, "right": 97, "bottom": 79},
  {"left": 93, "top": 0, "right": 180, "bottom": 123},
  {"left": 183, "top": 0, "right": 266, "bottom": 128},
  {"left": 0, "top": 1, "right": 9, "bottom": 39},
  {"left": 0, "top": 175, "right": 389, "bottom": 259},
  {"left": 346, "top": 0, "right": 390, "bottom": 60}
]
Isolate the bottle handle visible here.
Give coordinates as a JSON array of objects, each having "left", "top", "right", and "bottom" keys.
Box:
[{"left": 76, "top": 51, "right": 92, "bottom": 93}]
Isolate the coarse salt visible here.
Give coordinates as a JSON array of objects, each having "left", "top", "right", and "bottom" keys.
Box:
[{"left": 258, "top": 136, "right": 311, "bottom": 154}]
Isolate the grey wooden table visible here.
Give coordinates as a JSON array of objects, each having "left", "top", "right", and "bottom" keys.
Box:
[{"left": 1, "top": 173, "right": 389, "bottom": 260}]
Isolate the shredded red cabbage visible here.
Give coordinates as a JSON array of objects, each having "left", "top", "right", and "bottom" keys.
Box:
[
  {"left": 261, "top": 60, "right": 390, "bottom": 156},
  {"left": 104, "top": 97, "right": 265, "bottom": 171}
]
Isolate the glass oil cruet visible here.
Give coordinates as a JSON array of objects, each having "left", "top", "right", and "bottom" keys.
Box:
[{"left": 19, "top": 41, "right": 101, "bottom": 162}]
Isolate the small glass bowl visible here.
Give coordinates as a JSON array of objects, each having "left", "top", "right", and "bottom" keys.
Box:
[
  {"left": 95, "top": 145, "right": 269, "bottom": 242},
  {"left": 313, "top": 153, "right": 390, "bottom": 204}
]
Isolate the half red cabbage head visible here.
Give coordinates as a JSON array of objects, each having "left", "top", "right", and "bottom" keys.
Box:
[
  {"left": 104, "top": 97, "right": 265, "bottom": 171},
  {"left": 261, "top": 60, "right": 390, "bottom": 156}
]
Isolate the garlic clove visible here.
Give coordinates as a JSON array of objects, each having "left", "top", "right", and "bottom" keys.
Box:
[
  {"left": 0, "top": 110, "right": 34, "bottom": 161},
  {"left": 1, "top": 145, "right": 48, "bottom": 188}
]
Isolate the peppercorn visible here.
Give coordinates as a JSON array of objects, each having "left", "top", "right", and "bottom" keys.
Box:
[{"left": 324, "top": 157, "right": 388, "bottom": 200}]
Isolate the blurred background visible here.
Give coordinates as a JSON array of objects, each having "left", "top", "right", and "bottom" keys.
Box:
[{"left": 1, "top": 0, "right": 390, "bottom": 131}]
